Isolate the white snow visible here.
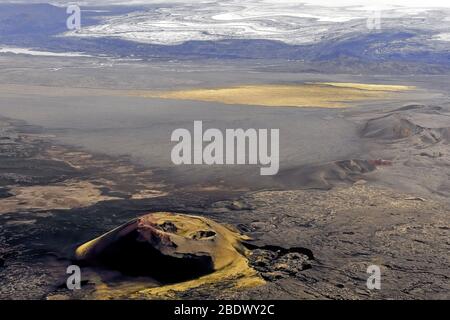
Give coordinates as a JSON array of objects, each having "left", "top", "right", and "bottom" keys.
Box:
[
  {"left": 433, "top": 33, "right": 450, "bottom": 41},
  {"left": 0, "top": 47, "right": 92, "bottom": 57}
]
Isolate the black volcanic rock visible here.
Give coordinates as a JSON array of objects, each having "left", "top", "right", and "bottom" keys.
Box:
[{"left": 0, "top": 187, "right": 12, "bottom": 198}]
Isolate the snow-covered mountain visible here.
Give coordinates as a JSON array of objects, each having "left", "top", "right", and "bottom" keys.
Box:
[
  {"left": 0, "top": 1, "right": 449, "bottom": 73},
  {"left": 62, "top": 0, "right": 450, "bottom": 46}
]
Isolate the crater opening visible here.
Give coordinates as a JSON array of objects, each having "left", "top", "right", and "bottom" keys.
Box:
[{"left": 83, "top": 229, "right": 214, "bottom": 284}]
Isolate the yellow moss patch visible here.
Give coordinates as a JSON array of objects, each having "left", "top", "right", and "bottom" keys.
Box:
[{"left": 140, "top": 82, "right": 414, "bottom": 108}]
